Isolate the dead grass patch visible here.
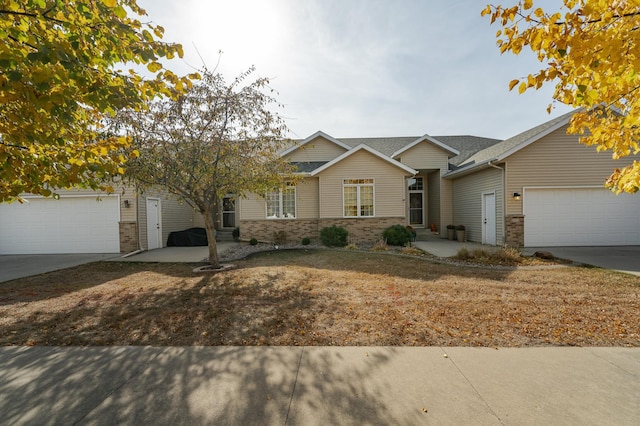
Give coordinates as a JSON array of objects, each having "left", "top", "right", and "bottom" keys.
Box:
[{"left": 1, "top": 250, "right": 638, "bottom": 347}]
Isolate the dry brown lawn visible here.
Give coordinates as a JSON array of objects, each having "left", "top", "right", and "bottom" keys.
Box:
[{"left": 1, "top": 249, "right": 638, "bottom": 347}]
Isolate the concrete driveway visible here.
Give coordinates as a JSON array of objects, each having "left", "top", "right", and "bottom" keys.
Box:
[
  {"left": 525, "top": 246, "right": 640, "bottom": 276},
  {"left": 0, "top": 242, "right": 240, "bottom": 283},
  {"left": 0, "top": 253, "right": 119, "bottom": 283}
]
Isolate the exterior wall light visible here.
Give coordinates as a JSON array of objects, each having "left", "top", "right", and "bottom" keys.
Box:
[
  {"left": 124, "top": 199, "right": 131, "bottom": 208},
  {"left": 513, "top": 192, "right": 521, "bottom": 200}
]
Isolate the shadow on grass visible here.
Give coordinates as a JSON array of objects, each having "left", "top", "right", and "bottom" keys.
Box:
[
  {"left": 0, "top": 346, "right": 417, "bottom": 424},
  {"left": 0, "top": 271, "right": 319, "bottom": 346}
]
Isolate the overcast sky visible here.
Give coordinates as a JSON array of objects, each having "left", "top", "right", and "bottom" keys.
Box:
[{"left": 138, "top": 0, "right": 572, "bottom": 141}]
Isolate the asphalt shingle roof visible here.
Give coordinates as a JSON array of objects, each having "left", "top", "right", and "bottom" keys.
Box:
[
  {"left": 458, "top": 110, "right": 575, "bottom": 168},
  {"left": 337, "top": 135, "right": 502, "bottom": 164},
  {"left": 291, "top": 161, "right": 328, "bottom": 173}
]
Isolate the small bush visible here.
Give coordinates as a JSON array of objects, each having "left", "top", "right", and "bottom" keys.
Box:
[
  {"left": 371, "top": 240, "right": 389, "bottom": 252},
  {"left": 320, "top": 226, "right": 349, "bottom": 247},
  {"left": 456, "top": 247, "right": 471, "bottom": 260},
  {"left": 249, "top": 238, "right": 258, "bottom": 246},
  {"left": 301, "top": 237, "right": 311, "bottom": 245},
  {"left": 272, "top": 231, "right": 288, "bottom": 245},
  {"left": 455, "top": 247, "right": 525, "bottom": 265},
  {"left": 345, "top": 243, "right": 358, "bottom": 250},
  {"left": 401, "top": 246, "right": 425, "bottom": 256},
  {"left": 382, "top": 224, "right": 414, "bottom": 246},
  {"left": 232, "top": 227, "right": 240, "bottom": 241}
]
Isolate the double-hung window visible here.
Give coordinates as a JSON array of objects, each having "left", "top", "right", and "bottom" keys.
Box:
[
  {"left": 266, "top": 185, "right": 296, "bottom": 219},
  {"left": 343, "top": 179, "right": 374, "bottom": 217}
]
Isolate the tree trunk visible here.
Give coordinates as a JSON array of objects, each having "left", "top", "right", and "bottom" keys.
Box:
[{"left": 203, "top": 208, "right": 219, "bottom": 268}]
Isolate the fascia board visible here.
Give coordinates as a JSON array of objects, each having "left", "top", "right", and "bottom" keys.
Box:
[
  {"left": 280, "top": 130, "right": 351, "bottom": 157},
  {"left": 391, "top": 134, "right": 460, "bottom": 159},
  {"left": 310, "top": 144, "right": 417, "bottom": 176}
]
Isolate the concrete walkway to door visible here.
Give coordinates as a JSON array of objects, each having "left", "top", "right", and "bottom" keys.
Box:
[{"left": 412, "top": 239, "right": 487, "bottom": 258}]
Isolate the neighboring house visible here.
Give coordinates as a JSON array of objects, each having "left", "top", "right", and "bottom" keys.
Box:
[
  {"left": 238, "top": 111, "right": 640, "bottom": 247},
  {"left": 0, "top": 186, "right": 206, "bottom": 255}
]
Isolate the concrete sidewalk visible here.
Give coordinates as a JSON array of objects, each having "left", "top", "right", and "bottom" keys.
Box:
[
  {"left": 107, "top": 241, "right": 240, "bottom": 263},
  {"left": 413, "top": 238, "right": 486, "bottom": 258},
  {"left": 1, "top": 346, "right": 637, "bottom": 425}
]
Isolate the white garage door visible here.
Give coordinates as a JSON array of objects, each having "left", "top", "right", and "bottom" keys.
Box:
[
  {"left": 0, "top": 196, "right": 120, "bottom": 254},
  {"left": 524, "top": 187, "right": 640, "bottom": 246}
]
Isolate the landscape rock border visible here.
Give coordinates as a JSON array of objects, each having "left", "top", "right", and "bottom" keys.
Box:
[{"left": 193, "top": 264, "right": 237, "bottom": 274}]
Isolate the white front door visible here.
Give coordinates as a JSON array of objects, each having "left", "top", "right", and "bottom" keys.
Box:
[
  {"left": 146, "top": 198, "right": 162, "bottom": 250},
  {"left": 482, "top": 193, "right": 496, "bottom": 245}
]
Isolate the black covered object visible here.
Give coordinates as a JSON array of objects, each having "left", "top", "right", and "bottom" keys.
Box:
[{"left": 167, "top": 227, "right": 208, "bottom": 246}]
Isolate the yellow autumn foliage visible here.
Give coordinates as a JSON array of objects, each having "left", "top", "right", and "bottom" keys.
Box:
[
  {"left": 483, "top": 0, "right": 640, "bottom": 193},
  {"left": 0, "top": 0, "right": 199, "bottom": 202}
]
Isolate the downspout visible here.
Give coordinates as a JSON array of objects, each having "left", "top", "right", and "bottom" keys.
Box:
[
  {"left": 487, "top": 161, "right": 505, "bottom": 246},
  {"left": 136, "top": 185, "right": 143, "bottom": 251}
]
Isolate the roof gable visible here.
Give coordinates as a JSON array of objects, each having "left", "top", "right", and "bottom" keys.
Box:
[
  {"left": 280, "top": 130, "right": 351, "bottom": 157},
  {"left": 310, "top": 144, "right": 417, "bottom": 176},
  {"left": 462, "top": 110, "right": 575, "bottom": 168},
  {"left": 391, "top": 135, "right": 460, "bottom": 158},
  {"left": 446, "top": 110, "right": 577, "bottom": 177}
]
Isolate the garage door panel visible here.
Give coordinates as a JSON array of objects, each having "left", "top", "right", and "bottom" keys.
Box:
[
  {"left": 0, "top": 196, "right": 120, "bottom": 254},
  {"left": 524, "top": 188, "right": 640, "bottom": 246}
]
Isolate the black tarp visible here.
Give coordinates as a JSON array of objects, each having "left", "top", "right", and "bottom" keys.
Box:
[{"left": 166, "top": 227, "right": 208, "bottom": 247}]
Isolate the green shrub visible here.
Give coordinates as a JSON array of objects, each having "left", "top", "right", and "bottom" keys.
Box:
[
  {"left": 320, "top": 225, "right": 349, "bottom": 247},
  {"left": 249, "top": 238, "right": 258, "bottom": 246},
  {"left": 301, "top": 237, "right": 311, "bottom": 245},
  {"left": 382, "top": 224, "right": 414, "bottom": 246},
  {"left": 232, "top": 227, "right": 240, "bottom": 241},
  {"left": 272, "top": 231, "right": 288, "bottom": 245}
]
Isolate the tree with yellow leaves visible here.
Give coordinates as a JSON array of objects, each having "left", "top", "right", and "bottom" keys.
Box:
[
  {"left": 0, "top": 0, "right": 198, "bottom": 202},
  {"left": 483, "top": 0, "right": 640, "bottom": 193}
]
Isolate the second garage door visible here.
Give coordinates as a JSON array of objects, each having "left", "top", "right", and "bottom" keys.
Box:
[
  {"left": 523, "top": 187, "right": 640, "bottom": 246},
  {"left": 0, "top": 196, "right": 121, "bottom": 254}
]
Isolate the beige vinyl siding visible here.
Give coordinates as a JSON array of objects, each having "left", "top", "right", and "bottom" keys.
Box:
[
  {"left": 295, "top": 178, "right": 319, "bottom": 219},
  {"left": 439, "top": 173, "right": 453, "bottom": 231},
  {"left": 286, "top": 136, "right": 348, "bottom": 162},
  {"left": 506, "top": 124, "right": 636, "bottom": 215},
  {"left": 452, "top": 167, "right": 504, "bottom": 244},
  {"left": 138, "top": 188, "right": 194, "bottom": 250},
  {"left": 317, "top": 150, "right": 409, "bottom": 218},
  {"left": 239, "top": 192, "right": 265, "bottom": 220},
  {"left": 239, "top": 178, "right": 319, "bottom": 220},
  {"left": 398, "top": 142, "right": 450, "bottom": 170},
  {"left": 427, "top": 171, "right": 441, "bottom": 231}
]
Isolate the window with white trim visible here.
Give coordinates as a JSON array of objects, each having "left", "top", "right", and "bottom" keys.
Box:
[
  {"left": 266, "top": 185, "right": 296, "bottom": 219},
  {"left": 343, "top": 179, "right": 374, "bottom": 217}
]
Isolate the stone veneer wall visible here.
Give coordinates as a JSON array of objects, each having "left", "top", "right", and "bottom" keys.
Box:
[
  {"left": 119, "top": 221, "right": 138, "bottom": 253},
  {"left": 241, "top": 220, "right": 319, "bottom": 243},
  {"left": 240, "top": 217, "right": 406, "bottom": 245},
  {"left": 505, "top": 214, "right": 524, "bottom": 247},
  {"left": 319, "top": 217, "right": 405, "bottom": 245}
]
